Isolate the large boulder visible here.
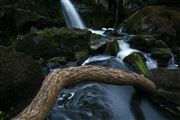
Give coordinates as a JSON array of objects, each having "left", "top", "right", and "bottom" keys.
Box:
[
  {"left": 122, "top": 6, "right": 180, "bottom": 48},
  {"left": 128, "top": 35, "right": 168, "bottom": 53},
  {"left": 13, "top": 27, "right": 91, "bottom": 60},
  {"left": 150, "top": 48, "right": 172, "bottom": 67},
  {"left": 146, "top": 68, "right": 180, "bottom": 116},
  {"left": 0, "top": 47, "right": 43, "bottom": 117},
  {"left": 0, "top": 0, "right": 65, "bottom": 46}
]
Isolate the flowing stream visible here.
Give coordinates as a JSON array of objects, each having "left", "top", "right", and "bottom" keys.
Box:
[{"left": 47, "top": 0, "right": 178, "bottom": 119}]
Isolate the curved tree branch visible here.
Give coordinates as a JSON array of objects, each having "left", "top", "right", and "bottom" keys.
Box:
[{"left": 13, "top": 66, "right": 156, "bottom": 120}]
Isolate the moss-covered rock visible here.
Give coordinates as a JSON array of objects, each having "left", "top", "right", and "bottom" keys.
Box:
[
  {"left": 13, "top": 27, "right": 91, "bottom": 60},
  {"left": 150, "top": 48, "right": 172, "bottom": 67},
  {"left": 0, "top": 0, "right": 65, "bottom": 46},
  {"left": 124, "top": 52, "right": 149, "bottom": 75},
  {"left": 122, "top": 6, "right": 180, "bottom": 48},
  {"left": 128, "top": 35, "right": 167, "bottom": 52},
  {"left": 0, "top": 47, "right": 43, "bottom": 117},
  {"left": 89, "top": 35, "right": 119, "bottom": 56}
]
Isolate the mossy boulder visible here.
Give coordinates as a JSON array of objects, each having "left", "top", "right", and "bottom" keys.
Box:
[
  {"left": 0, "top": 47, "right": 43, "bottom": 117},
  {"left": 89, "top": 35, "right": 119, "bottom": 56},
  {"left": 150, "top": 48, "right": 172, "bottom": 67},
  {"left": 122, "top": 6, "right": 180, "bottom": 48},
  {"left": 13, "top": 27, "right": 91, "bottom": 60},
  {"left": 128, "top": 35, "right": 167, "bottom": 52},
  {"left": 0, "top": 0, "right": 65, "bottom": 46},
  {"left": 124, "top": 52, "right": 149, "bottom": 75}
]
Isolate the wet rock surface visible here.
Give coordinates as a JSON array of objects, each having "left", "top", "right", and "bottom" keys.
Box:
[
  {"left": 146, "top": 68, "right": 180, "bottom": 116},
  {"left": 0, "top": 47, "right": 43, "bottom": 117},
  {"left": 89, "top": 36, "right": 119, "bottom": 56}
]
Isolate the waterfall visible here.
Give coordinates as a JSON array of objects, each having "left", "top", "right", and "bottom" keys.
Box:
[
  {"left": 117, "top": 39, "right": 157, "bottom": 70},
  {"left": 167, "top": 53, "right": 178, "bottom": 69},
  {"left": 61, "top": 0, "right": 86, "bottom": 29},
  {"left": 117, "top": 40, "right": 138, "bottom": 60}
]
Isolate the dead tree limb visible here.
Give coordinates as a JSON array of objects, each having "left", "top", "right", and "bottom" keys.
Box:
[{"left": 13, "top": 65, "right": 156, "bottom": 120}]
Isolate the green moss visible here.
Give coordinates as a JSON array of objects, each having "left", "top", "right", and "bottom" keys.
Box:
[
  {"left": 0, "top": 111, "right": 6, "bottom": 120},
  {"left": 90, "top": 33, "right": 103, "bottom": 40},
  {"left": 124, "top": 52, "right": 149, "bottom": 75},
  {"left": 13, "top": 27, "right": 91, "bottom": 59},
  {"left": 123, "top": 6, "right": 180, "bottom": 50},
  {"left": 50, "top": 57, "right": 67, "bottom": 65}
]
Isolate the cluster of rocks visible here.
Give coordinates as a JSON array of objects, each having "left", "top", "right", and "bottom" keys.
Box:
[{"left": 0, "top": 0, "right": 180, "bottom": 119}]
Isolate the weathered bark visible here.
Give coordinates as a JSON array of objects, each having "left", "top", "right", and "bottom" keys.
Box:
[{"left": 13, "top": 65, "right": 156, "bottom": 120}]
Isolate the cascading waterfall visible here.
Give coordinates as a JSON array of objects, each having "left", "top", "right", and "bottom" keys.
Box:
[
  {"left": 61, "top": 0, "right": 86, "bottom": 29},
  {"left": 117, "top": 40, "right": 157, "bottom": 70}
]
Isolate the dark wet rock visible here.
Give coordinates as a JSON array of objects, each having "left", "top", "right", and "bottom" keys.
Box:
[
  {"left": 155, "top": 0, "right": 180, "bottom": 7},
  {"left": 124, "top": 52, "right": 149, "bottom": 75},
  {"left": 150, "top": 48, "right": 172, "bottom": 67},
  {"left": 89, "top": 35, "right": 119, "bottom": 56},
  {"left": 47, "top": 83, "right": 114, "bottom": 120},
  {"left": 0, "top": 47, "right": 43, "bottom": 117},
  {"left": 13, "top": 27, "right": 91, "bottom": 60},
  {"left": 75, "top": 51, "right": 90, "bottom": 65},
  {"left": 128, "top": 35, "right": 168, "bottom": 53},
  {"left": 146, "top": 68, "right": 180, "bottom": 116},
  {"left": 122, "top": 6, "right": 180, "bottom": 48},
  {"left": 74, "top": 0, "right": 115, "bottom": 27}
]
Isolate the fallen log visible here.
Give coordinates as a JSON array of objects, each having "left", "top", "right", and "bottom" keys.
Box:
[{"left": 13, "top": 65, "right": 156, "bottom": 120}]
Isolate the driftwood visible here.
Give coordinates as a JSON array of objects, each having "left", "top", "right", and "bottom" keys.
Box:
[{"left": 13, "top": 66, "right": 157, "bottom": 120}]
